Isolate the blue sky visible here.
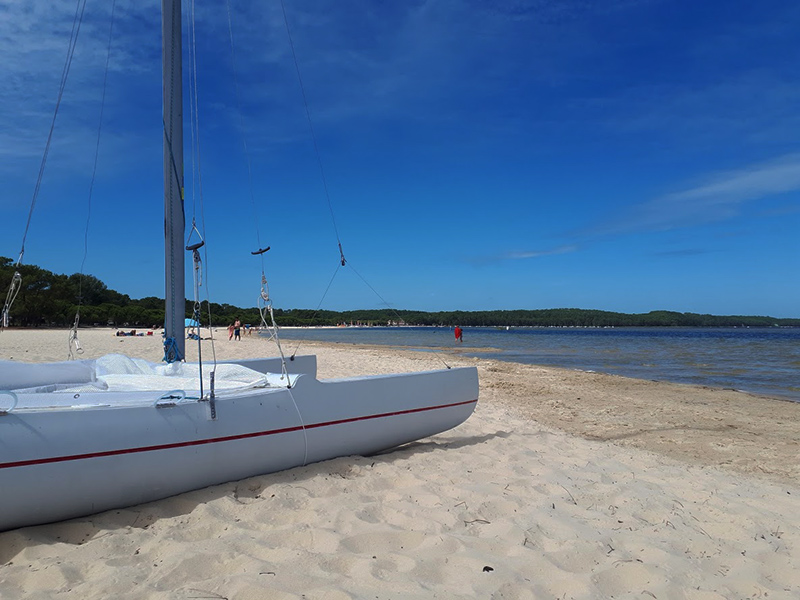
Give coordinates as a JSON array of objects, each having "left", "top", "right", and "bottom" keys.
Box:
[{"left": 1, "top": 0, "right": 798, "bottom": 317}]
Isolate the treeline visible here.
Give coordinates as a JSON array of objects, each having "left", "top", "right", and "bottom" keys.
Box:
[
  {"left": 1, "top": 257, "right": 797, "bottom": 328},
  {"left": 316, "top": 308, "right": 799, "bottom": 328},
  {"left": 0, "top": 257, "right": 261, "bottom": 328}
]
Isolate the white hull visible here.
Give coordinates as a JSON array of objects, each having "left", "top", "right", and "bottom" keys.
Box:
[{"left": 0, "top": 360, "right": 477, "bottom": 531}]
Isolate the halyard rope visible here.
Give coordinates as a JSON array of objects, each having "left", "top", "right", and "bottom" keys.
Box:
[
  {"left": 276, "top": 1, "right": 451, "bottom": 369},
  {"left": 183, "top": 0, "right": 218, "bottom": 386},
  {"left": 187, "top": 223, "right": 205, "bottom": 398},
  {"left": 279, "top": 0, "right": 345, "bottom": 257},
  {"left": 69, "top": 0, "right": 117, "bottom": 359},
  {"left": 224, "top": 0, "right": 291, "bottom": 380},
  {"left": 2, "top": 0, "right": 88, "bottom": 331},
  {"left": 188, "top": 0, "right": 218, "bottom": 371}
]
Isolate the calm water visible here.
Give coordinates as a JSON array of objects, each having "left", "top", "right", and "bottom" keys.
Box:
[{"left": 275, "top": 326, "right": 800, "bottom": 402}]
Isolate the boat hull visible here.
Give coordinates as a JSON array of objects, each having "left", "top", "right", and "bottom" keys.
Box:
[{"left": 0, "top": 366, "right": 477, "bottom": 531}]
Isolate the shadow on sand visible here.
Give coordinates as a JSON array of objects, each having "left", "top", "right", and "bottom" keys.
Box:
[{"left": 0, "top": 430, "right": 511, "bottom": 563}]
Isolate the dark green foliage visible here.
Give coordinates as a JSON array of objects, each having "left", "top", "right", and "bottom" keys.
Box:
[
  {"left": 271, "top": 308, "right": 799, "bottom": 328},
  {"left": 1, "top": 257, "right": 797, "bottom": 328}
]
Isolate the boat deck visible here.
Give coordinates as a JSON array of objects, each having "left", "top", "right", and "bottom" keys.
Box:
[{"left": 1, "top": 372, "right": 296, "bottom": 413}]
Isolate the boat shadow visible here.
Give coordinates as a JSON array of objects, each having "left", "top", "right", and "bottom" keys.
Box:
[
  {"left": 375, "top": 430, "right": 511, "bottom": 457},
  {"left": 0, "top": 431, "right": 509, "bottom": 562}
]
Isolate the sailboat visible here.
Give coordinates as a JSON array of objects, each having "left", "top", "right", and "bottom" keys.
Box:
[{"left": 0, "top": 1, "right": 478, "bottom": 532}]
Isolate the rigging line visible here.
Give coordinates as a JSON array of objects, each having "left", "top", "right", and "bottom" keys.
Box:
[
  {"left": 4, "top": 0, "right": 86, "bottom": 332},
  {"left": 224, "top": 0, "right": 264, "bottom": 267},
  {"left": 80, "top": 0, "right": 116, "bottom": 279},
  {"left": 224, "top": 0, "right": 289, "bottom": 379},
  {"left": 279, "top": 4, "right": 442, "bottom": 370},
  {"left": 279, "top": 0, "right": 343, "bottom": 251},
  {"left": 186, "top": 0, "right": 199, "bottom": 223},
  {"left": 347, "top": 262, "right": 452, "bottom": 370},
  {"left": 289, "top": 263, "right": 342, "bottom": 359},
  {"left": 188, "top": 0, "right": 218, "bottom": 370},
  {"left": 278, "top": 0, "right": 350, "bottom": 359},
  {"left": 70, "top": 0, "right": 118, "bottom": 360},
  {"left": 17, "top": 0, "right": 88, "bottom": 265},
  {"left": 286, "top": 386, "right": 308, "bottom": 467}
]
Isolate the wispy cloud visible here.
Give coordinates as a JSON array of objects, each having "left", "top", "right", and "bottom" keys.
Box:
[
  {"left": 228, "top": 0, "right": 652, "bottom": 132},
  {"left": 0, "top": 2, "right": 161, "bottom": 174},
  {"left": 589, "top": 154, "right": 800, "bottom": 236},
  {"left": 651, "top": 248, "right": 713, "bottom": 258},
  {"left": 586, "top": 73, "right": 800, "bottom": 149},
  {"left": 469, "top": 244, "right": 578, "bottom": 265},
  {"left": 504, "top": 245, "right": 578, "bottom": 260}
]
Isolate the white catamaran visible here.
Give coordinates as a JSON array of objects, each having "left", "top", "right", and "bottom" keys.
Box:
[{"left": 0, "top": 1, "right": 478, "bottom": 531}]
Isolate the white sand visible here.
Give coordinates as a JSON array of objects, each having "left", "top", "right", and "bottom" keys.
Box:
[{"left": 1, "top": 328, "right": 798, "bottom": 599}]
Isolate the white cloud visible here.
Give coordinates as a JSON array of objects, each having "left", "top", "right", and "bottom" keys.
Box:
[{"left": 593, "top": 154, "right": 800, "bottom": 235}]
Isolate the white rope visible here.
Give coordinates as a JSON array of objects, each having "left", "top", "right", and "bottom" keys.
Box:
[
  {"left": 258, "top": 274, "right": 290, "bottom": 383},
  {"left": 1, "top": 270, "right": 22, "bottom": 329},
  {"left": 188, "top": 233, "right": 205, "bottom": 397},
  {"left": 68, "top": 312, "right": 84, "bottom": 360},
  {"left": 286, "top": 386, "right": 308, "bottom": 467}
]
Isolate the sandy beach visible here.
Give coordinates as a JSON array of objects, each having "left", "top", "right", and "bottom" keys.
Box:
[{"left": 1, "top": 328, "right": 798, "bottom": 599}]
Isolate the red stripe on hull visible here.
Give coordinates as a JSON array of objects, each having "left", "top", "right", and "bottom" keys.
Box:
[{"left": 0, "top": 399, "right": 477, "bottom": 470}]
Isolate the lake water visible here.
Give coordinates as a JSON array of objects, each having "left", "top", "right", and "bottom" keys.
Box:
[{"left": 275, "top": 326, "right": 800, "bottom": 402}]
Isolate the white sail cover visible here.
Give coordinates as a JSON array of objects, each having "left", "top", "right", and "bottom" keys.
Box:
[{"left": 1, "top": 354, "right": 280, "bottom": 395}]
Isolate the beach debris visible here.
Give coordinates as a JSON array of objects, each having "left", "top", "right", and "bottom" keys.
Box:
[
  {"left": 482, "top": 566, "right": 494, "bottom": 572},
  {"left": 559, "top": 484, "right": 577, "bottom": 505},
  {"left": 186, "top": 590, "right": 228, "bottom": 599}
]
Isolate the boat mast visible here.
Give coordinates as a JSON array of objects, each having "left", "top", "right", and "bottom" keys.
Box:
[{"left": 162, "top": 0, "right": 185, "bottom": 362}]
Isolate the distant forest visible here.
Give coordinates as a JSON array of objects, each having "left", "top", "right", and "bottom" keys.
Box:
[{"left": 2, "top": 257, "right": 798, "bottom": 329}]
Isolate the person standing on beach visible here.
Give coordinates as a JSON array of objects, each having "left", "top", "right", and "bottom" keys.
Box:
[
  {"left": 228, "top": 323, "right": 234, "bottom": 340},
  {"left": 234, "top": 319, "right": 242, "bottom": 341},
  {"left": 454, "top": 325, "right": 463, "bottom": 343}
]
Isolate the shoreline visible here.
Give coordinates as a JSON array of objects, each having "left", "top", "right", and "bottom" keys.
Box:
[
  {"left": 275, "top": 326, "right": 800, "bottom": 404},
  {"left": 1, "top": 328, "right": 799, "bottom": 598},
  {"left": 2, "top": 328, "right": 799, "bottom": 484}
]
